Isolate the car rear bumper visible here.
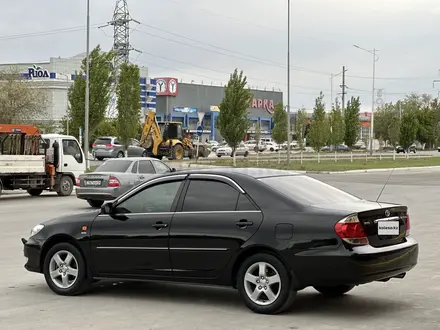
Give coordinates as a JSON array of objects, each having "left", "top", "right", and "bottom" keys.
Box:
[
  {"left": 292, "top": 237, "right": 419, "bottom": 287},
  {"left": 22, "top": 237, "right": 42, "bottom": 274},
  {"left": 76, "top": 186, "right": 122, "bottom": 201},
  {"left": 93, "top": 149, "right": 116, "bottom": 158}
]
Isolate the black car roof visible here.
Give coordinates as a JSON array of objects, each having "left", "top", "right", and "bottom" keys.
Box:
[{"left": 167, "top": 167, "right": 302, "bottom": 179}]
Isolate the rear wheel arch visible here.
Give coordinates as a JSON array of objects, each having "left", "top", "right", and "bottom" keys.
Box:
[
  {"left": 40, "top": 235, "right": 88, "bottom": 275},
  {"left": 231, "top": 245, "right": 297, "bottom": 289}
]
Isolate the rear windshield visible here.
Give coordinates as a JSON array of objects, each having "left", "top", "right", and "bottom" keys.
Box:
[
  {"left": 94, "top": 138, "right": 112, "bottom": 145},
  {"left": 95, "top": 160, "right": 132, "bottom": 173},
  {"left": 259, "top": 175, "right": 360, "bottom": 205}
]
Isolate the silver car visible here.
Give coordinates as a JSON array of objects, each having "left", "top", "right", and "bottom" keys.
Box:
[
  {"left": 76, "top": 157, "right": 176, "bottom": 208},
  {"left": 92, "top": 137, "right": 148, "bottom": 160}
]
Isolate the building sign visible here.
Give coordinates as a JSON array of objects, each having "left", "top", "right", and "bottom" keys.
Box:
[
  {"left": 174, "top": 107, "right": 197, "bottom": 113},
  {"left": 359, "top": 112, "right": 372, "bottom": 122},
  {"left": 28, "top": 64, "right": 49, "bottom": 79},
  {"left": 155, "top": 77, "right": 179, "bottom": 96},
  {"left": 251, "top": 98, "right": 275, "bottom": 114},
  {"left": 210, "top": 105, "right": 220, "bottom": 112}
]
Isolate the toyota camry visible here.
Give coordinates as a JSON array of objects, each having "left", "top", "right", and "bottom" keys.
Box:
[{"left": 22, "top": 168, "right": 418, "bottom": 314}]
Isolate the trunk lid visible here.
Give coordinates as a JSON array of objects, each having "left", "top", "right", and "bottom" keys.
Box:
[
  {"left": 80, "top": 172, "right": 112, "bottom": 187},
  {"left": 312, "top": 201, "right": 408, "bottom": 248}
]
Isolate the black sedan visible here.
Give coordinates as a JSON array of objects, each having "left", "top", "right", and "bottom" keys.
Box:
[{"left": 22, "top": 168, "right": 418, "bottom": 315}]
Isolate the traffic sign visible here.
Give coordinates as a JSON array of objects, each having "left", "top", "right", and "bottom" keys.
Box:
[{"left": 197, "top": 126, "right": 203, "bottom": 137}]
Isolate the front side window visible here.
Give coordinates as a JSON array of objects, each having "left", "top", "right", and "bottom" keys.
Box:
[
  {"left": 182, "top": 180, "right": 239, "bottom": 212},
  {"left": 115, "top": 181, "right": 183, "bottom": 213},
  {"left": 62, "top": 139, "right": 83, "bottom": 163},
  {"left": 153, "top": 160, "right": 171, "bottom": 174}
]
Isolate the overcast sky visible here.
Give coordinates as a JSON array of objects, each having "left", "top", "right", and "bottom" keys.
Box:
[{"left": 1, "top": 0, "right": 440, "bottom": 111}]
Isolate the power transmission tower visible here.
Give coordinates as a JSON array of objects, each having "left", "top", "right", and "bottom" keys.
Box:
[
  {"left": 340, "top": 66, "right": 348, "bottom": 113},
  {"left": 99, "top": 0, "right": 140, "bottom": 117}
]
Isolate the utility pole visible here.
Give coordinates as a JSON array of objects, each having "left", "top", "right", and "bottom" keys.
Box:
[
  {"left": 286, "top": 0, "right": 291, "bottom": 164},
  {"left": 341, "top": 66, "right": 347, "bottom": 113},
  {"left": 84, "top": 0, "right": 90, "bottom": 169}
]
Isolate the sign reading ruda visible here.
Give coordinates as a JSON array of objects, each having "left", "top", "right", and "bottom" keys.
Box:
[
  {"left": 28, "top": 64, "right": 49, "bottom": 79},
  {"left": 251, "top": 98, "right": 275, "bottom": 114}
]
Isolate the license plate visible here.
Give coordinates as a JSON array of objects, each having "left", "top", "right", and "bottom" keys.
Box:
[
  {"left": 378, "top": 221, "right": 400, "bottom": 235},
  {"left": 85, "top": 180, "right": 102, "bottom": 186}
]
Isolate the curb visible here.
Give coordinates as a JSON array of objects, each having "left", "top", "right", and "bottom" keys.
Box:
[{"left": 304, "top": 165, "right": 440, "bottom": 174}]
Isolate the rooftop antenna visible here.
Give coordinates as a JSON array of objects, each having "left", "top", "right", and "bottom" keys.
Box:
[{"left": 376, "top": 167, "right": 395, "bottom": 203}]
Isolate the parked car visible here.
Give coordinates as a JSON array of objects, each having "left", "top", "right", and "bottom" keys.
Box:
[
  {"left": 216, "top": 143, "right": 249, "bottom": 157},
  {"left": 244, "top": 140, "right": 266, "bottom": 152},
  {"left": 211, "top": 142, "right": 227, "bottom": 153},
  {"left": 92, "top": 137, "right": 148, "bottom": 161},
  {"left": 23, "top": 168, "right": 418, "bottom": 314},
  {"left": 76, "top": 157, "right": 176, "bottom": 208},
  {"left": 265, "top": 141, "right": 280, "bottom": 152},
  {"left": 281, "top": 141, "right": 297, "bottom": 150},
  {"left": 396, "top": 145, "right": 416, "bottom": 154},
  {"left": 321, "top": 144, "right": 349, "bottom": 152}
]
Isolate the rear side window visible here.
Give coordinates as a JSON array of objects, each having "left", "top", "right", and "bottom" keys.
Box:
[
  {"left": 259, "top": 175, "right": 360, "bottom": 205},
  {"left": 96, "top": 160, "right": 132, "bottom": 173},
  {"left": 138, "top": 160, "right": 155, "bottom": 174},
  {"left": 94, "top": 138, "right": 112, "bottom": 145},
  {"left": 182, "top": 180, "right": 239, "bottom": 212}
]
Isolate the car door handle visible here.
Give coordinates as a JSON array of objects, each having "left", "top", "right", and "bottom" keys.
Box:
[
  {"left": 152, "top": 222, "right": 168, "bottom": 230},
  {"left": 236, "top": 219, "right": 253, "bottom": 228},
  {"left": 139, "top": 176, "right": 145, "bottom": 179}
]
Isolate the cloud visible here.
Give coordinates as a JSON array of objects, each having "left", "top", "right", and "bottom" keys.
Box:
[{"left": 0, "top": 0, "right": 439, "bottom": 110}]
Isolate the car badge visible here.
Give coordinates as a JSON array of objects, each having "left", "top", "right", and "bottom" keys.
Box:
[{"left": 384, "top": 210, "right": 391, "bottom": 217}]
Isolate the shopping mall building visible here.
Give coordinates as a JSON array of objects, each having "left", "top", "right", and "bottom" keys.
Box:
[{"left": 153, "top": 77, "right": 283, "bottom": 141}]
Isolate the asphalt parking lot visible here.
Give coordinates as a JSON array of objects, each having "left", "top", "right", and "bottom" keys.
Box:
[{"left": 0, "top": 169, "right": 439, "bottom": 330}]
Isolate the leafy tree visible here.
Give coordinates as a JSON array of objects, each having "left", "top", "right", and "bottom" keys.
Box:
[
  {"left": 328, "top": 98, "right": 345, "bottom": 148},
  {"left": 415, "top": 104, "right": 435, "bottom": 146},
  {"left": 65, "top": 45, "right": 115, "bottom": 141},
  {"left": 399, "top": 108, "right": 418, "bottom": 151},
  {"left": 308, "top": 92, "right": 328, "bottom": 153},
  {"left": 295, "top": 107, "right": 308, "bottom": 150},
  {"left": 272, "top": 102, "right": 287, "bottom": 145},
  {"left": 436, "top": 122, "right": 440, "bottom": 147},
  {"left": 374, "top": 103, "right": 397, "bottom": 142},
  {"left": 116, "top": 63, "right": 141, "bottom": 155},
  {"left": 0, "top": 68, "right": 49, "bottom": 123},
  {"left": 388, "top": 118, "right": 400, "bottom": 147},
  {"left": 217, "top": 69, "right": 252, "bottom": 165},
  {"left": 344, "top": 96, "right": 361, "bottom": 149}
]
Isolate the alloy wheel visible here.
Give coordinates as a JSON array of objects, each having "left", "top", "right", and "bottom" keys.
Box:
[
  {"left": 244, "top": 262, "right": 281, "bottom": 306},
  {"left": 49, "top": 250, "right": 79, "bottom": 289}
]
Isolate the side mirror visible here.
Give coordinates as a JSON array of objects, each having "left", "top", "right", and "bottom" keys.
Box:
[
  {"left": 101, "top": 201, "right": 114, "bottom": 215},
  {"left": 171, "top": 168, "right": 176, "bottom": 172}
]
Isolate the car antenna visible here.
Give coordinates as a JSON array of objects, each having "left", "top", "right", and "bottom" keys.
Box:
[{"left": 376, "top": 167, "right": 395, "bottom": 203}]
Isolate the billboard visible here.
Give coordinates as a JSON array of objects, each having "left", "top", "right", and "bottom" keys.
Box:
[{"left": 155, "top": 77, "right": 178, "bottom": 96}]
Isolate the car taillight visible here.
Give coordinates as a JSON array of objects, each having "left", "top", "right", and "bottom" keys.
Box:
[
  {"left": 405, "top": 214, "right": 410, "bottom": 236},
  {"left": 334, "top": 214, "right": 368, "bottom": 245},
  {"left": 106, "top": 143, "right": 114, "bottom": 148},
  {"left": 108, "top": 176, "right": 120, "bottom": 187},
  {"left": 92, "top": 143, "right": 97, "bottom": 147},
  {"left": 76, "top": 177, "right": 81, "bottom": 186}
]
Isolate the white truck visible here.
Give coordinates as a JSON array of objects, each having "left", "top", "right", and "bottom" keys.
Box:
[{"left": 0, "top": 124, "right": 86, "bottom": 197}]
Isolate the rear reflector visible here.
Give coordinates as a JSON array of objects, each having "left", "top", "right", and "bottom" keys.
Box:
[
  {"left": 76, "top": 177, "right": 80, "bottom": 186},
  {"left": 108, "top": 176, "right": 120, "bottom": 187},
  {"left": 405, "top": 214, "right": 410, "bottom": 236},
  {"left": 105, "top": 144, "right": 114, "bottom": 148},
  {"left": 335, "top": 214, "right": 369, "bottom": 245}
]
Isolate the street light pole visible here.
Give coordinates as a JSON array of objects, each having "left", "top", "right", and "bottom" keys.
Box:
[
  {"left": 286, "top": 0, "right": 291, "bottom": 164},
  {"left": 353, "top": 45, "right": 378, "bottom": 156},
  {"left": 84, "top": 0, "right": 90, "bottom": 169}
]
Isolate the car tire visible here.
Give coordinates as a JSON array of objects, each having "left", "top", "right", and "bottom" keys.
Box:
[
  {"left": 237, "top": 253, "right": 296, "bottom": 314},
  {"left": 96, "top": 157, "right": 104, "bottom": 161},
  {"left": 87, "top": 199, "right": 104, "bottom": 208},
  {"left": 313, "top": 284, "right": 355, "bottom": 297},
  {"left": 270, "top": 148, "right": 274, "bottom": 152},
  {"left": 171, "top": 144, "right": 184, "bottom": 160},
  {"left": 56, "top": 176, "right": 74, "bottom": 197},
  {"left": 117, "top": 151, "right": 124, "bottom": 158},
  {"left": 217, "top": 155, "right": 221, "bottom": 158},
  {"left": 244, "top": 151, "right": 249, "bottom": 157},
  {"left": 43, "top": 242, "right": 91, "bottom": 296},
  {"left": 27, "top": 189, "right": 43, "bottom": 196}
]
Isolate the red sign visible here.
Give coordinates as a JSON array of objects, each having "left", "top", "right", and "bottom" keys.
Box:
[
  {"left": 155, "top": 77, "right": 178, "bottom": 96},
  {"left": 251, "top": 98, "right": 275, "bottom": 114}
]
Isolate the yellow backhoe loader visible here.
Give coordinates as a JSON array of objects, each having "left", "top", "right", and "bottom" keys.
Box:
[{"left": 139, "top": 111, "right": 210, "bottom": 160}]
